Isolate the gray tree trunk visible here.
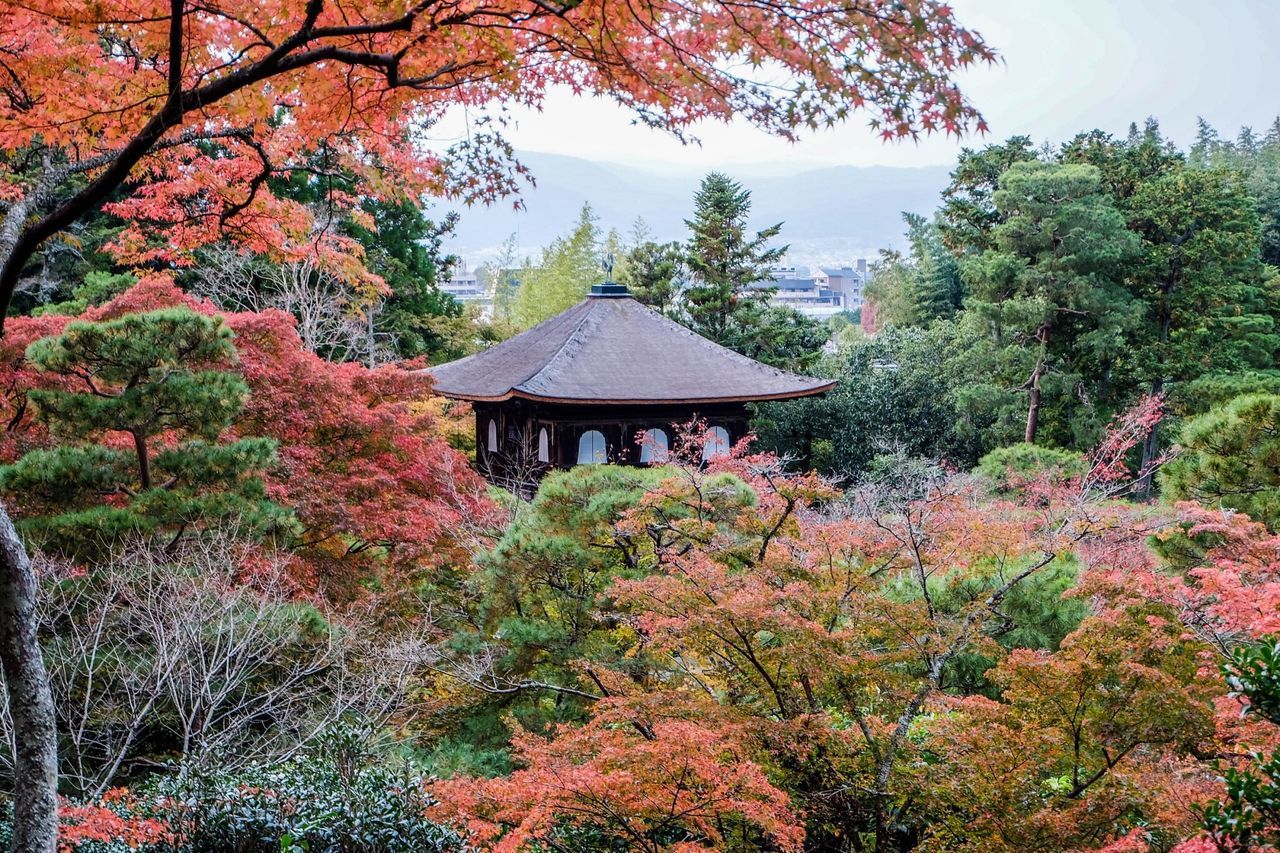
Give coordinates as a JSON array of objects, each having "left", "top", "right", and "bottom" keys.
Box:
[{"left": 0, "top": 504, "right": 57, "bottom": 853}]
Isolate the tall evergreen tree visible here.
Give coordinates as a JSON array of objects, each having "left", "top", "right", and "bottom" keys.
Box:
[
  {"left": 905, "top": 213, "right": 965, "bottom": 322},
  {"left": 938, "top": 136, "right": 1039, "bottom": 254},
  {"left": 1059, "top": 120, "right": 1181, "bottom": 203},
  {"left": 683, "top": 173, "right": 786, "bottom": 343},
  {"left": 1189, "top": 116, "right": 1280, "bottom": 267},
  {"left": 867, "top": 213, "right": 966, "bottom": 328},
  {"left": 1059, "top": 124, "right": 1279, "bottom": 479},
  {"left": 1127, "top": 166, "right": 1274, "bottom": 483},
  {"left": 962, "top": 161, "right": 1139, "bottom": 445},
  {"left": 0, "top": 308, "right": 285, "bottom": 559}
]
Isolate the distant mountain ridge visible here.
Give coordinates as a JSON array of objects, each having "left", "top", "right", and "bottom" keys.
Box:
[{"left": 441, "top": 151, "right": 954, "bottom": 265}]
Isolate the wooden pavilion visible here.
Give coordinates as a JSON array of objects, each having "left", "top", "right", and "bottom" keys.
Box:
[{"left": 426, "top": 282, "right": 835, "bottom": 491}]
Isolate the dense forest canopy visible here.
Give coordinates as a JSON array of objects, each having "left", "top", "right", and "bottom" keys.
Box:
[{"left": 3, "top": 0, "right": 1280, "bottom": 850}]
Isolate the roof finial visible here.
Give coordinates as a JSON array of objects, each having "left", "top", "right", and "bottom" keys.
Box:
[{"left": 590, "top": 253, "right": 629, "bottom": 297}]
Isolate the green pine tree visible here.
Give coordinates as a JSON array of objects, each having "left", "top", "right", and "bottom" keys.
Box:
[
  {"left": 938, "top": 135, "right": 1039, "bottom": 254},
  {"left": 961, "top": 161, "right": 1140, "bottom": 445},
  {"left": 683, "top": 172, "right": 786, "bottom": 343},
  {"left": 623, "top": 240, "right": 684, "bottom": 316},
  {"left": 865, "top": 214, "right": 965, "bottom": 328},
  {"left": 0, "top": 308, "right": 288, "bottom": 559}
]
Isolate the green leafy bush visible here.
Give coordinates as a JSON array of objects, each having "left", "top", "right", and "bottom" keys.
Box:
[
  {"left": 1, "top": 729, "right": 461, "bottom": 852},
  {"left": 152, "top": 729, "right": 462, "bottom": 852},
  {"left": 974, "top": 442, "right": 1087, "bottom": 492}
]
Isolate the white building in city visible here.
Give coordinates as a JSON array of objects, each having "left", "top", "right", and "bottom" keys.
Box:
[
  {"left": 751, "top": 259, "right": 871, "bottom": 319},
  {"left": 441, "top": 262, "right": 493, "bottom": 317}
]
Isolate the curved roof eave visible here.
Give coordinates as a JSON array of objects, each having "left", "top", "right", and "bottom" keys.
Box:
[{"left": 435, "top": 381, "right": 838, "bottom": 405}]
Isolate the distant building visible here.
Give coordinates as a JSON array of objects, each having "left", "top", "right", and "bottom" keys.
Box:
[
  {"left": 441, "top": 261, "right": 492, "bottom": 317},
  {"left": 750, "top": 259, "right": 871, "bottom": 319},
  {"left": 819, "top": 258, "right": 870, "bottom": 312}
]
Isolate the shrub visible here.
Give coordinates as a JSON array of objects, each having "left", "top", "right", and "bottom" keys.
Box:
[
  {"left": 1161, "top": 393, "right": 1280, "bottom": 529},
  {"left": 974, "top": 442, "right": 1086, "bottom": 492},
  {"left": 152, "top": 730, "right": 462, "bottom": 852},
  {"left": 1, "top": 729, "right": 462, "bottom": 851}
]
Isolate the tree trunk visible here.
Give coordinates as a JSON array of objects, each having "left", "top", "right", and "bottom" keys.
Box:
[
  {"left": 132, "top": 431, "right": 151, "bottom": 491},
  {"left": 0, "top": 503, "right": 58, "bottom": 853},
  {"left": 1024, "top": 322, "right": 1049, "bottom": 445},
  {"left": 1136, "top": 303, "right": 1173, "bottom": 498}
]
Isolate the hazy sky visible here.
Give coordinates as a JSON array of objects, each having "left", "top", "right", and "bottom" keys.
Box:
[{"left": 435, "top": 0, "right": 1280, "bottom": 171}]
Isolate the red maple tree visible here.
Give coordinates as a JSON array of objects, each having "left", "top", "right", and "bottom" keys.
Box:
[{"left": 0, "top": 275, "right": 499, "bottom": 596}]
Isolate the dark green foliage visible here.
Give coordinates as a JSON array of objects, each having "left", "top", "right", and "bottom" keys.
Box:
[
  {"left": 1201, "top": 638, "right": 1280, "bottom": 848},
  {"left": 1176, "top": 371, "right": 1280, "bottom": 416},
  {"left": 1, "top": 727, "right": 463, "bottom": 853},
  {"left": 1057, "top": 126, "right": 1278, "bottom": 431},
  {"left": 938, "top": 135, "right": 1039, "bottom": 253},
  {"left": 1125, "top": 164, "right": 1273, "bottom": 382},
  {"left": 0, "top": 308, "right": 288, "bottom": 558},
  {"left": 33, "top": 270, "right": 136, "bottom": 317},
  {"left": 149, "top": 728, "right": 461, "bottom": 853},
  {"left": 962, "top": 160, "right": 1141, "bottom": 446},
  {"left": 753, "top": 324, "right": 986, "bottom": 475},
  {"left": 478, "top": 465, "right": 664, "bottom": 680},
  {"left": 1161, "top": 394, "right": 1280, "bottom": 530},
  {"left": 870, "top": 125, "right": 1280, "bottom": 482},
  {"left": 1225, "top": 639, "right": 1280, "bottom": 725},
  {"left": 940, "top": 560, "right": 1087, "bottom": 697},
  {"left": 432, "top": 465, "right": 667, "bottom": 771},
  {"left": 683, "top": 172, "right": 787, "bottom": 343},
  {"left": 623, "top": 240, "right": 684, "bottom": 315},
  {"left": 721, "top": 302, "right": 829, "bottom": 372},
  {"left": 1059, "top": 120, "right": 1182, "bottom": 203},
  {"left": 1192, "top": 117, "right": 1280, "bottom": 267}
]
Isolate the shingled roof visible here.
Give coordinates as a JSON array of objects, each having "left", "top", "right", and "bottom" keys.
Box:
[{"left": 427, "top": 287, "right": 836, "bottom": 405}]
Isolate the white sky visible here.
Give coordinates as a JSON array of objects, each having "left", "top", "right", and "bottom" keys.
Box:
[{"left": 434, "top": 0, "right": 1280, "bottom": 170}]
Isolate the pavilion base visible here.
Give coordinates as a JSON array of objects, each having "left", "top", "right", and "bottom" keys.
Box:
[{"left": 471, "top": 399, "right": 751, "bottom": 493}]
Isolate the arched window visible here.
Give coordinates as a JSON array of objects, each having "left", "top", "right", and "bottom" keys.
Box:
[
  {"left": 486, "top": 419, "right": 498, "bottom": 453},
  {"left": 577, "top": 430, "right": 607, "bottom": 465},
  {"left": 639, "top": 428, "right": 670, "bottom": 464},
  {"left": 702, "top": 425, "right": 730, "bottom": 461},
  {"left": 537, "top": 427, "right": 550, "bottom": 463}
]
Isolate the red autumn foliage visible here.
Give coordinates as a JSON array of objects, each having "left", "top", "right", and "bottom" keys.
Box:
[
  {"left": 0, "top": 276, "right": 498, "bottom": 594},
  {"left": 1085, "top": 501, "right": 1280, "bottom": 650},
  {"left": 430, "top": 695, "right": 803, "bottom": 853},
  {"left": 0, "top": 0, "right": 994, "bottom": 318},
  {"left": 428, "top": 400, "right": 1280, "bottom": 850},
  {"left": 58, "top": 791, "right": 174, "bottom": 852}
]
